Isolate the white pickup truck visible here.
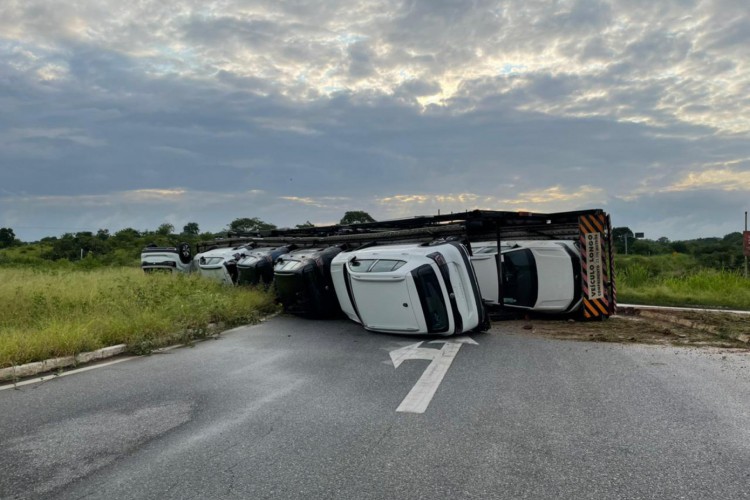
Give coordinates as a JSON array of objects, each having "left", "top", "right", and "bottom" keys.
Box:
[
  {"left": 469, "top": 240, "right": 582, "bottom": 314},
  {"left": 331, "top": 242, "right": 488, "bottom": 335}
]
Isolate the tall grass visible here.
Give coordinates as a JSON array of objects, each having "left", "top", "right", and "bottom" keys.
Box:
[
  {"left": 0, "top": 268, "right": 277, "bottom": 367},
  {"left": 616, "top": 254, "right": 750, "bottom": 310}
]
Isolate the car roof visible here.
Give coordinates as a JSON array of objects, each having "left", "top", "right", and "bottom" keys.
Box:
[
  {"left": 281, "top": 246, "right": 339, "bottom": 259},
  {"left": 339, "top": 242, "right": 457, "bottom": 259}
]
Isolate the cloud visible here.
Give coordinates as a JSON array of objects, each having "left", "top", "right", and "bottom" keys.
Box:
[
  {"left": 1, "top": 0, "right": 750, "bottom": 242},
  {"left": 376, "top": 186, "right": 607, "bottom": 218},
  {"left": 664, "top": 163, "right": 750, "bottom": 192},
  {"left": 279, "top": 195, "right": 352, "bottom": 209},
  {"left": 608, "top": 188, "right": 749, "bottom": 240}
]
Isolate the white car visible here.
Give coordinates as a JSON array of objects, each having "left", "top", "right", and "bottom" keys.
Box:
[
  {"left": 141, "top": 243, "right": 194, "bottom": 274},
  {"left": 469, "top": 240, "right": 582, "bottom": 313},
  {"left": 194, "top": 245, "right": 255, "bottom": 285},
  {"left": 331, "top": 242, "right": 488, "bottom": 335}
]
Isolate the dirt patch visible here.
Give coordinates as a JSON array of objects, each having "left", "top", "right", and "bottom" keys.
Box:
[{"left": 492, "top": 308, "right": 750, "bottom": 350}]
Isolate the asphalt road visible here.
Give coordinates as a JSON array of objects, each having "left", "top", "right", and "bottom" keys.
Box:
[{"left": 1, "top": 316, "right": 749, "bottom": 500}]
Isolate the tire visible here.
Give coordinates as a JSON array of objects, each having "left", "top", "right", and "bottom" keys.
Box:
[{"left": 178, "top": 242, "right": 192, "bottom": 264}]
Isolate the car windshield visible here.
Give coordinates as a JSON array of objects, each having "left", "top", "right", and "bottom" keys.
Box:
[
  {"left": 502, "top": 249, "right": 538, "bottom": 307},
  {"left": 349, "top": 259, "right": 406, "bottom": 272},
  {"left": 240, "top": 256, "right": 262, "bottom": 264},
  {"left": 412, "top": 265, "right": 449, "bottom": 333},
  {"left": 276, "top": 260, "right": 303, "bottom": 271}
]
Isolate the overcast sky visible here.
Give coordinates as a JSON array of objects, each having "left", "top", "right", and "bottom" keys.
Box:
[{"left": 1, "top": 0, "right": 749, "bottom": 242}]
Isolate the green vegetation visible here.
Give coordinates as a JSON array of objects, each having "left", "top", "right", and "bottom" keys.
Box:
[
  {"left": 0, "top": 268, "right": 278, "bottom": 368},
  {"left": 0, "top": 219, "right": 746, "bottom": 369},
  {"left": 613, "top": 227, "right": 746, "bottom": 271},
  {"left": 616, "top": 254, "right": 750, "bottom": 310},
  {"left": 0, "top": 225, "right": 212, "bottom": 268}
]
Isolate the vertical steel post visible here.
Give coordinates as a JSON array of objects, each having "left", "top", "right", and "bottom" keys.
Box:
[
  {"left": 607, "top": 214, "right": 617, "bottom": 315},
  {"left": 496, "top": 221, "right": 503, "bottom": 306},
  {"left": 745, "top": 211, "right": 748, "bottom": 279}
]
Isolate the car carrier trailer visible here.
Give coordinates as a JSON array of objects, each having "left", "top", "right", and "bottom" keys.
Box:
[{"left": 191, "top": 209, "right": 616, "bottom": 320}]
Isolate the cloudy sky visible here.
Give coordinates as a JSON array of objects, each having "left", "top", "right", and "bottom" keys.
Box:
[{"left": 1, "top": 0, "right": 749, "bottom": 242}]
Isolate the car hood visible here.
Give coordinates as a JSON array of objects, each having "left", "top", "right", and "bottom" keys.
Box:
[{"left": 349, "top": 274, "right": 423, "bottom": 333}]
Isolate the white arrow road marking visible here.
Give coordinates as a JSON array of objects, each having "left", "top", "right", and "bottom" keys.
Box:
[
  {"left": 389, "top": 338, "right": 477, "bottom": 414},
  {"left": 429, "top": 337, "right": 478, "bottom": 345}
]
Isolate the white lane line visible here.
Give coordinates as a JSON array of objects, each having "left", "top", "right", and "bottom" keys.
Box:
[
  {"left": 390, "top": 338, "right": 476, "bottom": 414},
  {"left": 0, "top": 357, "right": 136, "bottom": 391},
  {"left": 396, "top": 342, "right": 462, "bottom": 414}
]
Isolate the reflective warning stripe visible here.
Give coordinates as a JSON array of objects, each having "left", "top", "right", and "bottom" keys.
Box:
[
  {"left": 579, "top": 213, "right": 612, "bottom": 320},
  {"left": 584, "top": 298, "right": 609, "bottom": 317},
  {"left": 580, "top": 213, "right": 606, "bottom": 234}
]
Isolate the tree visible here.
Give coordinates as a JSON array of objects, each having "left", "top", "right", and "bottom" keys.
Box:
[
  {"left": 340, "top": 211, "right": 376, "bottom": 225},
  {"left": 113, "top": 228, "right": 141, "bottom": 242},
  {"left": 182, "top": 222, "right": 200, "bottom": 235},
  {"left": 670, "top": 241, "right": 688, "bottom": 253},
  {"left": 295, "top": 221, "right": 315, "bottom": 229},
  {"left": 157, "top": 223, "right": 174, "bottom": 235},
  {"left": 0, "top": 227, "right": 17, "bottom": 248},
  {"left": 227, "top": 217, "right": 277, "bottom": 234},
  {"left": 48, "top": 233, "right": 78, "bottom": 260}
]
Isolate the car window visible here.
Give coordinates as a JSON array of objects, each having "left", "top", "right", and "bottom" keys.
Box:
[
  {"left": 369, "top": 259, "right": 406, "bottom": 272},
  {"left": 348, "top": 259, "right": 406, "bottom": 272},
  {"left": 276, "top": 260, "right": 303, "bottom": 271},
  {"left": 202, "top": 257, "right": 224, "bottom": 265},
  {"left": 348, "top": 259, "right": 376, "bottom": 272}
]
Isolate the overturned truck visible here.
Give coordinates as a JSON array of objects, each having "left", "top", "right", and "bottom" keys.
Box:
[{"left": 189, "top": 209, "right": 616, "bottom": 322}]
